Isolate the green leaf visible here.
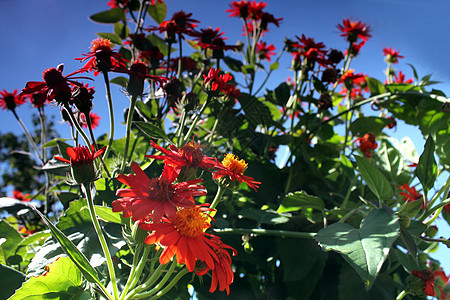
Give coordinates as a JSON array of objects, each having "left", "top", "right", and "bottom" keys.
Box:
[
  {"left": 96, "top": 32, "right": 123, "bottom": 45},
  {"left": 223, "top": 56, "right": 244, "bottom": 72},
  {"left": 355, "top": 155, "right": 393, "bottom": 202},
  {"left": 315, "top": 209, "right": 399, "bottom": 289},
  {"left": 274, "top": 82, "right": 291, "bottom": 106},
  {"left": 415, "top": 135, "right": 437, "bottom": 193},
  {"left": 0, "top": 264, "right": 26, "bottom": 299},
  {"left": 114, "top": 22, "right": 130, "bottom": 39},
  {"left": 350, "top": 117, "right": 391, "bottom": 137},
  {"left": 40, "top": 138, "right": 72, "bottom": 149},
  {"left": 238, "top": 93, "right": 274, "bottom": 127},
  {"left": 238, "top": 209, "right": 290, "bottom": 225},
  {"left": 373, "top": 139, "right": 411, "bottom": 186},
  {"left": 366, "top": 77, "right": 386, "bottom": 96},
  {"left": 278, "top": 191, "right": 325, "bottom": 213},
  {"left": 94, "top": 206, "right": 125, "bottom": 224},
  {"left": 134, "top": 121, "right": 170, "bottom": 142},
  {"left": 89, "top": 8, "right": 125, "bottom": 24},
  {"left": 0, "top": 220, "right": 24, "bottom": 265},
  {"left": 135, "top": 100, "right": 154, "bottom": 121},
  {"left": 146, "top": 34, "right": 170, "bottom": 56},
  {"left": 269, "top": 61, "right": 279, "bottom": 71},
  {"left": 10, "top": 256, "right": 89, "bottom": 300},
  {"left": 312, "top": 75, "right": 326, "bottom": 93},
  {"left": 109, "top": 76, "right": 129, "bottom": 88},
  {"left": 147, "top": 0, "right": 167, "bottom": 24},
  {"left": 31, "top": 206, "right": 101, "bottom": 285}
]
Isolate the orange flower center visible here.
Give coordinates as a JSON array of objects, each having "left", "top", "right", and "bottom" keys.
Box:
[
  {"left": 172, "top": 207, "right": 208, "bottom": 238},
  {"left": 222, "top": 153, "right": 247, "bottom": 175},
  {"left": 148, "top": 178, "right": 175, "bottom": 202},
  {"left": 179, "top": 141, "right": 204, "bottom": 165},
  {"left": 90, "top": 37, "right": 112, "bottom": 52}
]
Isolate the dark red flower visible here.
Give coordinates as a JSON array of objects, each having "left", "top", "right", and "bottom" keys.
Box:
[
  {"left": 434, "top": 268, "right": 449, "bottom": 300},
  {"left": 112, "top": 163, "right": 206, "bottom": 222},
  {"left": 13, "top": 190, "right": 31, "bottom": 202},
  {"left": 70, "top": 84, "right": 95, "bottom": 114},
  {"left": 192, "top": 27, "right": 240, "bottom": 53},
  {"left": 256, "top": 41, "right": 276, "bottom": 61},
  {"left": 412, "top": 269, "right": 436, "bottom": 297},
  {"left": 213, "top": 153, "right": 260, "bottom": 191},
  {"left": 226, "top": 1, "right": 251, "bottom": 19},
  {"left": 337, "top": 18, "right": 372, "bottom": 43},
  {"left": 392, "top": 71, "right": 413, "bottom": 84},
  {"left": 117, "top": 61, "right": 167, "bottom": 96},
  {"left": 138, "top": 46, "right": 164, "bottom": 68},
  {"left": 76, "top": 37, "right": 128, "bottom": 76},
  {"left": 354, "top": 133, "right": 377, "bottom": 158},
  {"left": 386, "top": 116, "right": 397, "bottom": 129},
  {"left": 383, "top": 47, "right": 404, "bottom": 64},
  {"left": 140, "top": 205, "right": 220, "bottom": 272},
  {"left": 399, "top": 183, "right": 425, "bottom": 209},
  {"left": 80, "top": 112, "right": 100, "bottom": 129},
  {"left": 259, "top": 11, "right": 283, "bottom": 30},
  {"left": 148, "top": 10, "right": 199, "bottom": 41},
  {"left": 196, "top": 236, "right": 237, "bottom": 295},
  {"left": 21, "top": 64, "right": 89, "bottom": 105},
  {"left": 107, "top": 0, "right": 129, "bottom": 9},
  {"left": 0, "top": 89, "right": 26, "bottom": 111},
  {"left": 248, "top": 1, "right": 267, "bottom": 20},
  {"left": 338, "top": 69, "right": 367, "bottom": 92},
  {"left": 344, "top": 40, "right": 366, "bottom": 57},
  {"left": 292, "top": 35, "right": 330, "bottom": 67},
  {"left": 203, "top": 68, "right": 233, "bottom": 92}
]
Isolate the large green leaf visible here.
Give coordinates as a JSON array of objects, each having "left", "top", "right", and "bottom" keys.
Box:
[
  {"left": 0, "top": 264, "right": 26, "bottom": 299},
  {"left": 366, "top": 77, "right": 386, "bottom": 96},
  {"left": 89, "top": 8, "right": 125, "bottom": 24},
  {"left": 355, "top": 155, "right": 393, "bottom": 202},
  {"left": 0, "top": 220, "right": 24, "bottom": 265},
  {"left": 147, "top": 0, "right": 167, "bottom": 24},
  {"left": 315, "top": 209, "right": 399, "bottom": 289},
  {"left": 350, "top": 117, "right": 392, "bottom": 137},
  {"left": 10, "top": 256, "right": 90, "bottom": 300},
  {"left": 277, "top": 191, "right": 325, "bottom": 213},
  {"left": 415, "top": 135, "right": 437, "bottom": 193},
  {"left": 373, "top": 139, "right": 411, "bottom": 186},
  {"left": 96, "top": 32, "right": 123, "bottom": 45},
  {"left": 134, "top": 121, "right": 170, "bottom": 142}
]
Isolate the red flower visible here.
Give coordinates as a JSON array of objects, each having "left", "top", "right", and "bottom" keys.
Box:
[
  {"left": 80, "top": 112, "right": 100, "bottom": 129},
  {"left": 55, "top": 145, "right": 106, "bottom": 184},
  {"left": 113, "top": 163, "right": 206, "bottom": 222},
  {"left": 13, "top": 190, "right": 31, "bottom": 202},
  {"left": 0, "top": 89, "right": 27, "bottom": 111},
  {"left": 412, "top": 269, "right": 436, "bottom": 297},
  {"left": 292, "top": 35, "right": 330, "bottom": 67},
  {"left": 196, "top": 236, "right": 237, "bottom": 295},
  {"left": 148, "top": 11, "right": 199, "bottom": 41},
  {"left": 383, "top": 47, "right": 404, "bottom": 64},
  {"left": 444, "top": 203, "right": 450, "bottom": 214},
  {"left": 259, "top": 11, "right": 283, "bottom": 30},
  {"left": 386, "top": 116, "right": 397, "bottom": 129},
  {"left": 256, "top": 41, "right": 276, "bottom": 61},
  {"left": 213, "top": 153, "right": 260, "bottom": 191},
  {"left": 337, "top": 18, "right": 372, "bottom": 43},
  {"left": 21, "top": 64, "right": 89, "bottom": 105},
  {"left": 242, "top": 21, "right": 268, "bottom": 37},
  {"left": 146, "top": 140, "right": 217, "bottom": 172},
  {"left": 76, "top": 38, "right": 128, "bottom": 76},
  {"left": 203, "top": 68, "right": 233, "bottom": 93},
  {"left": 354, "top": 133, "right": 378, "bottom": 158},
  {"left": 434, "top": 268, "right": 449, "bottom": 299},
  {"left": 344, "top": 40, "right": 366, "bottom": 57},
  {"left": 226, "top": 1, "right": 251, "bottom": 19},
  {"left": 192, "top": 27, "right": 240, "bottom": 53},
  {"left": 119, "top": 61, "right": 168, "bottom": 96},
  {"left": 392, "top": 71, "right": 413, "bottom": 84},
  {"left": 107, "top": 0, "right": 128, "bottom": 9},
  {"left": 339, "top": 69, "right": 367, "bottom": 93},
  {"left": 140, "top": 205, "right": 220, "bottom": 272},
  {"left": 399, "top": 183, "right": 425, "bottom": 209}
]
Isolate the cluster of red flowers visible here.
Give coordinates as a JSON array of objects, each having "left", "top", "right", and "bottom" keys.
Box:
[
  {"left": 111, "top": 141, "right": 259, "bottom": 294},
  {"left": 227, "top": 1, "right": 282, "bottom": 32},
  {"left": 203, "top": 68, "right": 241, "bottom": 100},
  {"left": 354, "top": 133, "right": 378, "bottom": 158}
]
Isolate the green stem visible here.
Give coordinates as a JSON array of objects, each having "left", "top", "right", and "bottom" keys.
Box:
[
  {"left": 180, "top": 94, "right": 212, "bottom": 146},
  {"left": 11, "top": 109, "right": 43, "bottom": 165},
  {"left": 177, "top": 36, "right": 183, "bottom": 79},
  {"left": 342, "top": 175, "right": 359, "bottom": 208},
  {"left": 421, "top": 198, "right": 450, "bottom": 224},
  {"left": 86, "top": 113, "right": 111, "bottom": 177},
  {"left": 120, "top": 245, "right": 151, "bottom": 300},
  {"left": 396, "top": 290, "right": 408, "bottom": 300},
  {"left": 213, "top": 228, "right": 316, "bottom": 239},
  {"left": 176, "top": 108, "right": 187, "bottom": 148},
  {"left": 102, "top": 71, "right": 115, "bottom": 162},
  {"left": 62, "top": 104, "right": 91, "bottom": 147},
  {"left": 134, "top": 260, "right": 178, "bottom": 299},
  {"left": 120, "top": 95, "right": 138, "bottom": 173},
  {"left": 82, "top": 183, "right": 119, "bottom": 300},
  {"left": 124, "top": 263, "right": 167, "bottom": 300},
  {"left": 252, "top": 47, "right": 286, "bottom": 97},
  {"left": 210, "top": 185, "right": 225, "bottom": 211},
  {"left": 148, "top": 267, "right": 189, "bottom": 299}
]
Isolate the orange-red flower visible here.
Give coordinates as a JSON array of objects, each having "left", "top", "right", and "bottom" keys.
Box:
[
  {"left": 213, "top": 153, "right": 260, "bottom": 191},
  {"left": 412, "top": 269, "right": 436, "bottom": 297},
  {"left": 196, "top": 236, "right": 237, "bottom": 295},
  {"left": 226, "top": 1, "right": 251, "bottom": 19},
  {"left": 203, "top": 68, "right": 233, "bottom": 93},
  {"left": 434, "top": 268, "right": 449, "bottom": 299},
  {"left": 76, "top": 38, "right": 128, "bottom": 76},
  {"left": 399, "top": 183, "right": 425, "bottom": 209},
  {"left": 337, "top": 18, "right": 372, "bottom": 43},
  {"left": 383, "top": 47, "right": 404, "bottom": 64},
  {"left": 147, "top": 10, "right": 199, "bottom": 41},
  {"left": 80, "top": 112, "right": 100, "bottom": 129},
  {"left": 392, "top": 71, "right": 413, "bottom": 84},
  {"left": 0, "top": 89, "right": 27, "bottom": 111},
  {"left": 140, "top": 205, "right": 219, "bottom": 272},
  {"left": 256, "top": 41, "right": 276, "bottom": 62},
  {"left": 13, "top": 190, "right": 31, "bottom": 202},
  {"left": 354, "top": 133, "right": 377, "bottom": 158},
  {"left": 113, "top": 163, "right": 206, "bottom": 222}
]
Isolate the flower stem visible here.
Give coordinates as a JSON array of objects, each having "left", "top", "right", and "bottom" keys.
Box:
[
  {"left": 396, "top": 290, "right": 408, "bottom": 300},
  {"left": 11, "top": 109, "right": 43, "bottom": 165},
  {"left": 210, "top": 185, "right": 226, "bottom": 211},
  {"left": 148, "top": 266, "right": 189, "bottom": 299},
  {"left": 342, "top": 175, "right": 359, "bottom": 208},
  {"left": 102, "top": 71, "right": 115, "bottom": 162},
  {"left": 82, "top": 183, "right": 119, "bottom": 300},
  {"left": 124, "top": 262, "right": 167, "bottom": 300},
  {"left": 62, "top": 103, "right": 92, "bottom": 148},
  {"left": 181, "top": 94, "right": 212, "bottom": 146},
  {"left": 86, "top": 113, "right": 111, "bottom": 177},
  {"left": 133, "top": 260, "right": 179, "bottom": 299},
  {"left": 120, "top": 94, "right": 138, "bottom": 173},
  {"left": 213, "top": 228, "right": 316, "bottom": 239},
  {"left": 119, "top": 245, "right": 151, "bottom": 300},
  {"left": 176, "top": 108, "right": 187, "bottom": 148}
]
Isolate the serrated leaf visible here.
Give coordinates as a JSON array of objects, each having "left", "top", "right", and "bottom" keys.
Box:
[
  {"left": 355, "top": 155, "right": 393, "bottom": 202},
  {"left": 415, "top": 135, "right": 437, "bottom": 193},
  {"left": 373, "top": 140, "right": 411, "bottom": 186},
  {"left": 89, "top": 8, "right": 125, "bottom": 24},
  {"left": 278, "top": 191, "right": 325, "bottom": 213},
  {"left": 315, "top": 209, "right": 399, "bottom": 289},
  {"left": 10, "top": 256, "right": 89, "bottom": 300},
  {"left": 134, "top": 121, "right": 170, "bottom": 142},
  {"left": 147, "top": 0, "right": 167, "bottom": 24},
  {"left": 96, "top": 32, "right": 123, "bottom": 45}
]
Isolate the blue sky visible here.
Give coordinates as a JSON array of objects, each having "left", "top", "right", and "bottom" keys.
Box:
[{"left": 1, "top": 0, "right": 449, "bottom": 276}]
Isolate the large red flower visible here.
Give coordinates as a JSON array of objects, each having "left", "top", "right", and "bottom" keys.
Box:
[
  {"left": 292, "top": 35, "right": 330, "bottom": 67},
  {"left": 226, "top": 1, "right": 251, "bottom": 19},
  {"left": 0, "top": 89, "right": 27, "bottom": 111},
  {"left": 337, "top": 18, "right": 372, "bottom": 43},
  {"left": 140, "top": 205, "right": 220, "bottom": 272},
  {"left": 196, "top": 236, "right": 237, "bottom": 295},
  {"left": 213, "top": 153, "right": 260, "bottom": 191},
  {"left": 203, "top": 68, "right": 233, "bottom": 93},
  {"left": 113, "top": 163, "right": 206, "bottom": 222}
]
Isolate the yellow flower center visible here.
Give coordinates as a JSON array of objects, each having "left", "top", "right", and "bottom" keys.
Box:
[
  {"left": 222, "top": 153, "right": 247, "bottom": 175},
  {"left": 90, "top": 37, "right": 112, "bottom": 52},
  {"left": 172, "top": 207, "right": 208, "bottom": 238}
]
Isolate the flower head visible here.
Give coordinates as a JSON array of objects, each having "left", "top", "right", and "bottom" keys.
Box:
[
  {"left": 80, "top": 112, "right": 100, "bottom": 129},
  {"left": 354, "top": 133, "right": 377, "bottom": 158},
  {"left": 140, "top": 205, "right": 220, "bottom": 272},
  {"left": 70, "top": 84, "right": 95, "bottom": 114},
  {"left": 292, "top": 35, "right": 330, "bottom": 68},
  {"left": 113, "top": 163, "right": 206, "bottom": 222},
  {"left": 0, "top": 89, "right": 27, "bottom": 111},
  {"left": 399, "top": 183, "right": 425, "bottom": 209},
  {"left": 147, "top": 10, "right": 199, "bottom": 41},
  {"left": 203, "top": 68, "right": 234, "bottom": 94},
  {"left": 256, "top": 41, "right": 276, "bottom": 62},
  {"left": 392, "top": 71, "right": 413, "bottom": 84},
  {"left": 120, "top": 61, "right": 168, "bottom": 96},
  {"left": 55, "top": 145, "right": 106, "bottom": 184},
  {"left": 383, "top": 47, "right": 404, "bottom": 64},
  {"left": 226, "top": 1, "right": 251, "bottom": 19},
  {"left": 13, "top": 190, "right": 31, "bottom": 202},
  {"left": 337, "top": 18, "right": 372, "bottom": 43},
  {"left": 213, "top": 153, "right": 260, "bottom": 191},
  {"left": 412, "top": 269, "right": 436, "bottom": 297}
]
